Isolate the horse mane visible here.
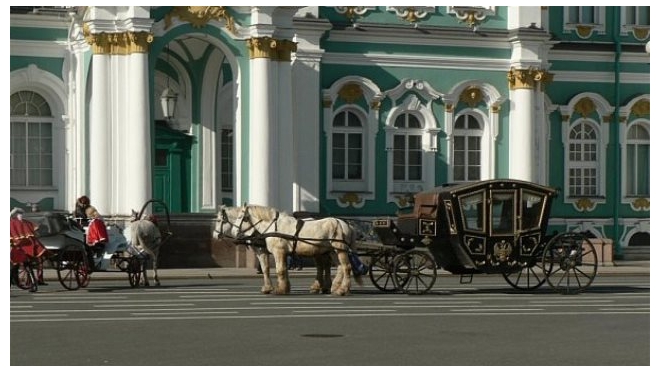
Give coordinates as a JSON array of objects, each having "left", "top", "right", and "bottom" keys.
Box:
[{"left": 246, "top": 204, "right": 290, "bottom": 222}]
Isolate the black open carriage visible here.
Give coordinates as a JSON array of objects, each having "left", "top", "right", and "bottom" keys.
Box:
[
  {"left": 37, "top": 199, "right": 172, "bottom": 290},
  {"left": 367, "top": 179, "right": 598, "bottom": 295}
]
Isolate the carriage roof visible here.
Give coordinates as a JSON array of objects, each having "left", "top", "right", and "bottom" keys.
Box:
[{"left": 416, "top": 178, "right": 558, "bottom": 201}]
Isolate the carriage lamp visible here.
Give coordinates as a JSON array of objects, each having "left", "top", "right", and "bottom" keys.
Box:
[{"left": 160, "top": 87, "right": 178, "bottom": 120}]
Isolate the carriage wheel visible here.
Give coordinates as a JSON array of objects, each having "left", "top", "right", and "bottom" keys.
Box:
[
  {"left": 56, "top": 245, "right": 85, "bottom": 290},
  {"left": 16, "top": 262, "right": 38, "bottom": 292},
  {"left": 368, "top": 251, "right": 399, "bottom": 292},
  {"left": 127, "top": 257, "right": 144, "bottom": 288},
  {"left": 77, "top": 258, "right": 91, "bottom": 288},
  {"left": 502, "top": 259, "right": 546, "bottom": 291},
  {"left": 542, "top": 233, "right": 598, "bottom": 294},
  {"left": 392, "top": 250, "right": 437, "bottom": 295}
]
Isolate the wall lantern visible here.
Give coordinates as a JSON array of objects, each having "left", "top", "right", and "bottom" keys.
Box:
[{"left": 160, "top": 43, "right": 178, "bottom": 121}]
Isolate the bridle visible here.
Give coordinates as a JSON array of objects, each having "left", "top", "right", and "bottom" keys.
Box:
[
  {"left": 215, "top": 208, "right": 245, "bottom": 239},
  {"left": 234, "top": 206, "right": 279, "bottom": 239}
]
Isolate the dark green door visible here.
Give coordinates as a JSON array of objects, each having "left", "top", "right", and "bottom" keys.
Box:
[{"left": 154, "top": 123, "right": 193, "bottom": 213}]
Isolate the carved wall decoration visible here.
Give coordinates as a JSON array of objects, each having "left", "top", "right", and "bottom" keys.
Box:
[
  {"left": 459, "top": 87, "right": 483, "bottom": 108},
  {"left": 164, "top": 6, "right": 235, "bottom": 33},
  {"left": 631, "top": 99, "right": 650, "bottom": 116},
  {"left": 338, "top": 83, "right": 364, "bottom": 104},
  {"left": 574, "top": 97, "right": 596, "bottom": 118}
]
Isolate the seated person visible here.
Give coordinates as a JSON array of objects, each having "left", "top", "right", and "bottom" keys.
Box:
[{"left": 85, "top": 206, "right": 109, "bottom": 260}]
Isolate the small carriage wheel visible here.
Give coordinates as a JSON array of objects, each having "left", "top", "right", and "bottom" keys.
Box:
[
  {"left": 77, "top": 257, "right": 92, "bottom": 288},
  {"left": 502, "top": 259, "right": 546, "bottom": 291},
  {"left": 392, "top": 250, "right": 437, "bottom": 295},
  {"left": 56, "top": 244, "right": 85, "bottom": 291},
  {"left": 542, "top": 233, "right": 598, "bottom": 294},
  {"left": 127, "top": 256, "right": 144, "bottom": 288},
  {"left": 368, "top": 251, "right": 399, "bottom": 292},
  {"left": 16, "top": 260, "right": 38, "bottom": 292}
]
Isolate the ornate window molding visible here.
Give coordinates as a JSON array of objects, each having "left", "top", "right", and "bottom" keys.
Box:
[
  {"left": 386, "top": 6, "right": 435, "bottom": 24},
  {"left": 620, "top": 6, "right": 650, "bottom": 41},
  {"left": 334, "top": 6, "right": 376, "bottom": 23},
  {"left": 322, "top": 76, "right": 384, "bottom": 208},
  {"left": 444, "top": 81, "right": 505, "bottom": 182},
  {"left": 559, "top": 93, "right": 613, "bottom": 212},
  {"left": 447, "top": 6, "right": 496, "bottom": 31},
  {"left": 383, "top": 79, "right": 442, "bottom": 208},
  {"left": 562, "top": 6, "right": 606, "bottom": 39},
  {"left": 619, "top": 94, "right": 650, "bottom": 211}
]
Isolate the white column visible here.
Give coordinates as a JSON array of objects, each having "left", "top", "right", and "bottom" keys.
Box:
[
  {"left": 89, "top": 53, "right": 111, "bottom": 212},
  {"left": 509, "top": 88, "right": 536, "bottom": 182},
  {"left": 122, "top": 52, "right": 152, "bottom": 213},
  {"left": 248, "top": 55, "right": 277, "bottom": 206},
  {"left": 277, "top": 55, "right": 294, "bottom": 212}
]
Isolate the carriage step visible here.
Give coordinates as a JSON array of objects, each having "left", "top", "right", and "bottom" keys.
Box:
[{"left": 459, "top": 274, "right": 473, "bottom": 284}]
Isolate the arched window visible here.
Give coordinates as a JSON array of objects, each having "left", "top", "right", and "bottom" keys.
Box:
[
  {"left": 453, "top": 113, "right": 482, "bottom": 182},
  {"left": 332, "top": 110, "right": 364, "bottom": 181},
  {"left": 625, "top": 122, "right": 650, "bottom": 197},
  {"left": 567, "top": 120, "right": 599, "bottom": 197},
  {"left": 10, "top": 91, "right": 53, "bottom": 187},
  {"left": 392, "top": 113, "right": 423, "bottom": 181}
]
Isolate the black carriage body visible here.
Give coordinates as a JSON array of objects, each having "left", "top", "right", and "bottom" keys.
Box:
[{"left": 374, "top": 179, "right": 558, "bottom": 275}]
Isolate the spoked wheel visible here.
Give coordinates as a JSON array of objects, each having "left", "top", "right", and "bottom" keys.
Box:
[
  {"left": 368, "top": 251, "right": 399, "bottom": 292},
  {"left": 77, "top": 257, "right": 91, "bottom": 288},
  {"left": 56, "top": 245, "right": 86, "bottom": 290},
  {"left": 542, "top": 233, "right": 598, "bottom": 294},
  {"left": 16, "top": 262, "right": 38, "bottom": 292},
  {"left": 127, "top": 256, "right": 145, "bottom": 288},
  {"left": 503, "top": 258, "right": 546, "bottom": 291},
  {"left": 392, "top": 250, "right": 437, "bottom": 295}
]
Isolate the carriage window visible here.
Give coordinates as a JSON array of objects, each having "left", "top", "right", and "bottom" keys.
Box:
[
  {"left": 491, "top": 191, "right": 514, "bottom": 235},
  {"left": 521, "top": 191, "right": 544, "bottom": 230},
  {"left": 459, "top": 192, "right": 484, "bottom": 232}
]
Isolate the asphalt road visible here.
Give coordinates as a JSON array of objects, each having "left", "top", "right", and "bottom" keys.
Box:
[{"left": 10, "top": 275, "right": 650, "bottom": 366}]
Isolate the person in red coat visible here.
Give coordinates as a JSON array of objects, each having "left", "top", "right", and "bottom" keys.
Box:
[
  {"left": 10, "top": 207, "right": 48, "bottom": 284},
  {"left": 85, "top": 206, "right": 108, "bottom": 258}
]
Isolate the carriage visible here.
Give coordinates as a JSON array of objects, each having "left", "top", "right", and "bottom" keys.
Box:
[
  {"left": 363, "top": 179, "right": 598, "bottom": 295},
  {"left": 36, "top": 199, "right": 172, "bottom": 290}
]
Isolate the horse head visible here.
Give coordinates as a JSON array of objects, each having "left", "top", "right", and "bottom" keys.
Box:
[{"left": 214, "top": 205, "right": 241, "bottom": 240}]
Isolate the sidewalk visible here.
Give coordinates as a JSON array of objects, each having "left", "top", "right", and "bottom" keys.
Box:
[{"left": 41, "top": 260, "right": 650, "bottom": 281}]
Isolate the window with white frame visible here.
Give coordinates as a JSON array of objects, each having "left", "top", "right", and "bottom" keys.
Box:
[
  {"left": 625, "top": 121, "right": 650, "bottom": 197},
  {"left": 453, "top": 113, "right": 482, "bottom": 182},
  {"left": 566, "top": 6, "right": 598, "bottom": 24},
  {"left": 567, "top": 120, "right": 599, "bottom": 197},
  {"left": 10, "top": 91, "right": 53, "bottom": 187},
  {"left": 331, "top": 109, "right": 365, "bottom": 189},
  {"left": 392, "top": 113, "right": 423, "bottom": 182},
  {"left": 622, "top": 6, "right": 650, "bottom": 26}
]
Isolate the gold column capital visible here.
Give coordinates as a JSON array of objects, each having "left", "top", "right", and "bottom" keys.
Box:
[
  {"left": 246, "top": 36, "right": 278, "bottom": 59},
  {"left": 507, "top": 67, "right": 553, "bottom": 90},
  {"left": 84, "top": 24, "right": 153, "bottom": 55},
  {"left": 275, "top": 39, "right": 297, "bottom": 62}
]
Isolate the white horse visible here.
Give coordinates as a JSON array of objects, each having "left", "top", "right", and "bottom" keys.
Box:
[
  {"left": 214, "top": 205, "right": 336, "bottom": 295},
  {"left": 231, "top": 204, "right": 362, "bottom": 296},
  {"left": 123, "top": 210, "right": 163, "bottom": 286}
]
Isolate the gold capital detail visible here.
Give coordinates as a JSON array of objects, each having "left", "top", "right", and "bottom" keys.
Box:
[
  {"left": 507, "top": 67, "right": 553, "bottom": 90},
  {"left": 631, "top": 99, "right": 650, "bottom": 116},
  {"left": 247, "top": 37, "right": 278, "bottom": 59},
  {"left": 164, "top": 6, "right": 235, "bottom": 34},
  {"left": 574, "top": 97, "right": 596, "bottom": 118},
  {"left": 275, "top": 40, "right": 297, "bottom": 62},
  {"left": 445, "top": 104, "right": 454, "bottom": 113},
  {"left": 83, "top": 24, "right": 153, "bottom": 55},
  {"left": 338, "top": 83, "right": 363, "bottom": 104},
  {"left": 459, "top": 87, "right": 483, "bottom": 108}
]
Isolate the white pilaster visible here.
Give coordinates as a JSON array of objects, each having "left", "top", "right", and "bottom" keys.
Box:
[
  {"left": 89, "top": 53, "right": 111, "bottom": 213},
  {"left": 122, "top": 52, "right": 152, "bottom": 213},
  {"left": 277, "top": 58, "right": 294, "bottom": 212}
]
